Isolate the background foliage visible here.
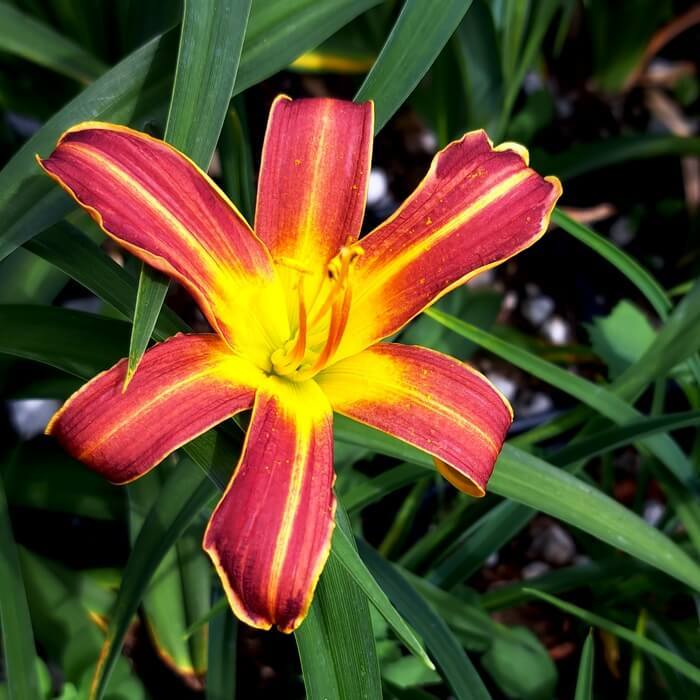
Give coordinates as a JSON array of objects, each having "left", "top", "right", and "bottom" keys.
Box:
[{"left": 1, "top": 0, "right": 700, "bottom": 698}]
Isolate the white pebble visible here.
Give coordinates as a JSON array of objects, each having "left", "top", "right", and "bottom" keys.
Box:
[
  {"left": 7, "top": 399, "right": 62, "bottom": 440},
  {"left": 366, "top": 168, "right": 388, "bottom": 206}
]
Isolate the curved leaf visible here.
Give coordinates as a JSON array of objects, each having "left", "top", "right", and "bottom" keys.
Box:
[{"left": 355, "top": 0, "right": 473, "bottom": 132}]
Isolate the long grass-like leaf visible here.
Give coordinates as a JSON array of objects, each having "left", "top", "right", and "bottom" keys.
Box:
[
  {"left": 574, "top": 632, "right": 595, "bottom": 700},
  {"left": 359, "top": 541, "right": 491, "bottom": 700},
  {"left": 0, "top": 3, "right": 107, "bottom": 83},
  {"left": 90, "top": 462, "right": 215, "bottom": 700},
  {"left": 528, "top": 590, "right": 700, "bottom": 686},
  {"left": 127, "top": 0, "right": 252, "bottom": 383},
  {"left": 296, "top": 508, "right": 382, "bottom": 700},
  {"left": 0, "top": 470, "right": 42, "bottom": 700},
  {"left": 355, "top": 0, "right": 473, "bottom": 132},
  {"left": 425, "top": 307, "right": 697, "bottom": 486},
  {"left": 552, "top": 209, "right": 671, "bottom": 318}
]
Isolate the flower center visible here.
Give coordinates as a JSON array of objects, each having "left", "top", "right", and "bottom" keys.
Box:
[{"left": 270, "top": 239, "right": 363, "bottom": 380}]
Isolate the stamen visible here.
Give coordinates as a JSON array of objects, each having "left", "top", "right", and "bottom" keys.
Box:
[
  {"left": 271, "top": 239, "right": 363, "bottom": 380},
  {"left": 270, "top": 274, "right": 308, "bottom": 375},
  {"left": 273, "top": 256, "right": 313, "bottom": 274},
  {"left": 309, "top": 239, "right": 364, "bottom": 325}
]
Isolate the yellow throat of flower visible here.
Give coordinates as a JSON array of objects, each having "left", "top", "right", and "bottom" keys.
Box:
[{"left": 271, "top": 240, "right": 364, "bottom": 380}]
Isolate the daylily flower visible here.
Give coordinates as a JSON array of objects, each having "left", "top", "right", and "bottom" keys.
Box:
[{"left": 38, "top": 96, "right": 561, "bottom": 633}]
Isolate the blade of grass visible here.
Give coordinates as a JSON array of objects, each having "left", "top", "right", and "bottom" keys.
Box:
[
  {"left": 627, "top": 610, "right": 648, "bottom": 700},
  {"left": 552, "top": 208, "right": 671, "bottom": 318},
  {"left": 219, "top": 102, "right": 255, "bottom": 221},
  {"left": 481, "top": 556, "right": 643, "bottom": 612},
  {"left": 0, "top": 470, "right": 42, "bottom": 700},
  {"left": 429, "top": 500, "right": 535, "bottom": 588},
  {"left": 544, "top": 410, "right": 700, "bottom": 466},
  {"left": 332, "top": 517, "right": 433, "bottom": 670},
  {"left": 358, "top": 540, "right": 491, "bottom": 700},
  {"left": 296, "top": 507, "right": 382, "bottom": 700},
  {"left": 538, "top": 135, "right": 700, "bottom": 181},
  {"left": 24, "top": 223, "right": 186, "bottom": 339},
  {"left": 206, "top": 596, "right": 237, "bottom": 700},
  {"left": 90, "top": 461, "right": 216, "bottom": 700},
  {"left": 574, "top": 631, "right": 595, "bottom": 700},
  {"left": 0, "top": 2, "right": 107, "bottom": 83},
  {"left": 344, "top": 462, "right": 427, "bottom": 514},
  {"left": 497, "top": 0, "right": 560, "bottom": 138},
  {"left": 330, "top": 415, "right": 700, "bottom": 593},
  {"left": 355, "top": 0, "right": 474, "bottom": 132},
  {"left": 127, "top": 0, "right": 252, "bottom": 384},
  {"left": 528, "top": 590, "right": 700, "bottom": 686}
]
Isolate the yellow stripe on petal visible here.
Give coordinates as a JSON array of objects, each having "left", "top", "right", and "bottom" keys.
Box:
[
  {"left": 256, "top": 96, "right": 374, "bottom": 281},
  {"left": 38, "top": 122, "right": 289, "bottom": 369},
  {"left": 203, "top": 377, "right": 335, "bottom": 633},
  {"left": 318, "top": 343, "right": 512, "bottom": 497},
  {"left": 334, "top": 130, "right": 561, "bottom": 361},
  {"left": 47, "top": 334, "right": 263, "bottom": 484}
]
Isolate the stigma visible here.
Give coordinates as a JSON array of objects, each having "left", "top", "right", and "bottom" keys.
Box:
[{"left": 271, "top": 239, "right": 363, "bottom": 380}]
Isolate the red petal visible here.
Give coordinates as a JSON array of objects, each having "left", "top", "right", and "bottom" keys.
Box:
[
  {"left": 38, "top": 123, "right": 289, "bottom": 368},
  {"left": 255, "top": 96, "right": 373, "bottom": 274},
  {"left": 337, "top": 131, "right": 561, "bottom": 360},
  {"left": 318, "top": 343, "right": 512, "bottom": 496},
  {"left": 204, "top": 377, "right": 335, "bottom": 632},
  {"left": 46, "top": 334, "right": 264, "bottom": 484}
]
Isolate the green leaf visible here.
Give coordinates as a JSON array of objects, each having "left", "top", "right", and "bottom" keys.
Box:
[
  {"left": 126, "top": 266, "right": 170, "bottom": 387},
  {"left": 481, "top": 557, "right": 641, "bottom": 612},
  {"left": 355, "top": 0, "right": 474, "bottom": 132},
  {"left": 206, "top": 597, "right": 237, "bottom": 700},
  {"left": 480, "top": 626, "right": 556, "bottom": 700},
  {"left": 358, "top": 541, "right": 491, "bottom": 700},
  {"left": 452, "top": 0, "right": 503, "bottom": 134},
  {"left": 0, "top": 3, "right": 107, "bottom": 83},
  {"left": 127, "top": 0, "right": 252, "bottom": 382},
  {"left": 548, "top": 410, "right": 700, "bottom": 467},
  {"left": 614, "top": 279, "right": 700, "bottom": 401},
  {"left": 536, "top": 134, "right": 700, "bottom": 181},
  {"left": 296, "top": 507, "right": 382, "bottom": 700},
  {"left": 24, "top": 223, "right": 185, "bottom": 340},
  {"left": 166, "top": 0, "right": 252, "bottom": 167},
  {"left": 0, "top": 0, "right": 381, "bottom": 262},
  {"left": 586, "top": 301, "right": 657, "bottom": 378},
  {"left": 498, "top": 0, "right": 560, "bottom": 137},
  {"left": 3, "top": 441, "right": 125, "bottom": 521},
  {"left": 500, "top": 0, "right": 529, "bottom": 89},
  {"left": 91, "top": 461, "right": 216, "bottom": 700},
  {"left": 574, "top": 632, "right": 595, "bottom": 700},
  {"left": 128, "top": 469, "right": 209, "bottom": 682},
  {"left": 425, "top": 307, "right": 696, "bottom": 485},
  {"left": 219, "top": 103, "right": 256, "bottom": 222},
  {"left": 0, "top": 470, "right": 42, "bottom": 700},
  {"left": 18, "top": 549, "right": 144, "bottom": 698},
  {"left": 552, "top": 209, "right": 671, "bottom": 318},
  {"left": 332, "top": 416, "right": 700, "bottom": 593},
  {"left": 491, "top": 445, "right": 700, "bottom": 593},
  {"left": 528, "top": 590, "right": 700, "bottom": 686},
  {"left": 0, "top": 305, "right": 129, "bottom": 377},
  {"left": 429, "top": 500, "right": 534, "bottom": 588},
  {"left": 344, "top": 463, "right": 427, "bottom": 514},
  {"left": 332, "top": 520, "right": 433, "bottom": 670}
]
